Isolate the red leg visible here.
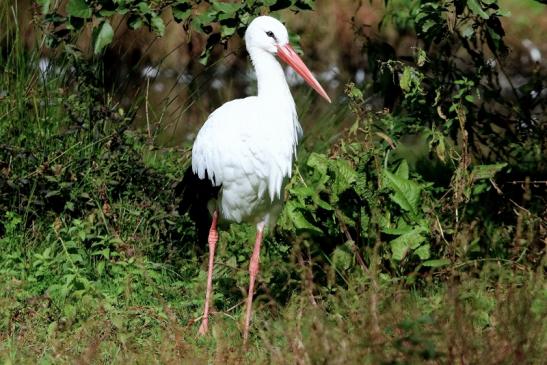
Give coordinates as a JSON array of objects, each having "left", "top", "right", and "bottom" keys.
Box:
[
  {"left": 198, "top": 210, "right": 219, "bottom": 335},
  {"left": 243, "top": 224, "right": 264, "bottom": 344}
]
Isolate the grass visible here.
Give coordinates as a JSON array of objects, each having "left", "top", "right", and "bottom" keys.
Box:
[
  {"left": 1, "top": 2, "right": 546, "bottom": 364},
  {"left": 1, "top": 264, "right": 545, "bottom": 363}
]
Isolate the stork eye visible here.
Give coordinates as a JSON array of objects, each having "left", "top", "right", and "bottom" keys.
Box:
[{"left": 265, "top": 31, "right": 275, "bottom": 38}]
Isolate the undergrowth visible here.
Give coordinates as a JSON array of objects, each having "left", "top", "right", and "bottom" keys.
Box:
[{"left": 1, "top": 0, "right": 546, "bottom": 363}]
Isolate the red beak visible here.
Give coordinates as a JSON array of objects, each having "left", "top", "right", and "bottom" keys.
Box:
[{"left": 276, "top": 44, "right": 331, "bottom": 103}]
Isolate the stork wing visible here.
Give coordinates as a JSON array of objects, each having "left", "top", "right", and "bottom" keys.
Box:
[{"left": 191, "top": 96, "right": 300, "bottom": 202}]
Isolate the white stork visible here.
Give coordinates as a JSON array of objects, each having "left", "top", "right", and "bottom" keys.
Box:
[{"left": 185, "top": 15, "right": 330, "bottom": 342}]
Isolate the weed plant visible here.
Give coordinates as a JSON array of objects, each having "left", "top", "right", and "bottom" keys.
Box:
[{"left": 1, "top": 1, "right": 545, "bottom": 363}]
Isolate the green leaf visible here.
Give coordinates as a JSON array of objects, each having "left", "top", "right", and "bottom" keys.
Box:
[
  {"left": 137, "top": 2, "right": 152, "bottom": 14},
  {"left": 36, "top": 0, "right": 51, "bottom": 14},
  {"left": 471, "top": 163, "right": 507, "bottom": 180},
  {"left": 400, "top": 67, "right": 412, "bottom": 92},
  {"left": 173, "top": 2, "right": 192, "bottom": 22},
  {"left": 66, "top": 0, "right": 92, "bottom": 19},
  {"left": 307, "top": 153, "right": 330, "bottom": 186},
  {"left": 395, "top": 159, "right": 409, "bottom": 179},
  {"left": 414, "top": 244, "right": 431, "bottom": 260},
  {"left": 421, "top": 19, "right": 436, "bottom": 33},
  {"left": 307, "top": 153, "right": 329, "bottom": 175},
  {"left": 330, "top": 159, "right": 357, "bottom": 195},
  {"left": 332, "top": 243, "right": 353, "bottom": 271},
  {"left": 383, "top": 169, "right": 422, "bottom": 217},
  {"left": 151, "top": 15, "right": 166, "bottom": 36},
  {"left": 97, "top": 261, "right": 105, "bottom": 275},
  {"left": 213, "top": 1, "right": 240, "bottom": 14},
  {"left": 285, "top": 201, "right": 322, "bottom": 234},
  {"left": 467, "top": 0, "right": 490, "bottom": 19},
  {"left": 415, "top": 48, "right": 427, "bottom": 67},
  {"left": 423, "top": 259, "right": 451, "bottom": 267},
  {"left": 93, "top": 21, "right": 114, "bottom": 54},
  {"left": 128, "top": 15, "right": 144, "bottom": 30},
  {"left": 390, "top": 227, "right": 427, "bottom": 260},
  {"left": 461, "top": 26, "right": 474, "bottom": 39},
  {"left": 382, "top": 224, "right": 414, "bottom": 235},
  {"left": 221, "top": 25, "right": 236, "bottom": 38}
]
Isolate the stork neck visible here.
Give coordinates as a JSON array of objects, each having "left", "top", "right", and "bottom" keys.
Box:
[{"left": 248, "top": 47, "right": 294, "bottom": 105}]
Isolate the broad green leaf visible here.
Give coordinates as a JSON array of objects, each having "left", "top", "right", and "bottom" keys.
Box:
[
  {"left": 314, "top": 195, "right": 334, "bottom": 211},
  {"left": 221, "top": 25, "right": 236, "bottom": 38},
  {"left": 93, "top": 21, "right": 114, "bottom": 54},
  {"left": 415, "top": 48, "right": 427, "bottom": 67},
  {"left": 99, "top": 8, "right": 116, "bottom": 17},
  {"left": 383, "top": 169, "right": 422, "bottom": 217},
  {"left": 330, "top": 159, "right": 357, "bottom": 195},
  {"left": 390, "top": 227, "right": 426, "bottom": 260},
  {"left": 423, "top": 259, "right": 451, "bottom": 267},
  {"left": 307, "top": 153, "right": 330, "bottom": 186},
  {"left": 332, "top": 243, "right": 353, "bottom": 271},
  {"left": 307, "top": 153, "right": 329, "bottom": 175},
  {"left": 382, "top": 223, "right": 413, "bottom": 235},
  {"left": 128, "top": 15, "right": 144, "bottom": 30},
  {"left": 66, "top": 0, "right": 92, "bottom": 18},
  {"left": 285, "top": 201, "right": 322, "bottom": 234},
  {"left": 395, "top": 159, "right": 409, "bottom": 179},
  {"left": 173, "top": 3, "right": 192, "bottom": 22},
  {"left": 213, "top": 1, "right": 240, "bottom": 14},
  {"left": 461, "top": 26, "right": 474, "bottom": 39},
  {"left": 414, "top": 244, "right": 431, "bottom": 260},
  {"left": 471, "top": 163, "right": 506, "bottom": 180},
  {"left": 348, "top": 85, "right": 363, "bottom": 100},
  {"left": 36, "top": 0, "right": 51, "bottom": 14},
  {"left": 421, "top": 19, "right": 436, "bottom": 33},
  {"left": 467, "top": 0, "right": 490, "bottom": 19},
  {"left": 390, "top": 239, "right": 408, "bottom": 261},
  {"left": 97, "top": 261, "right": 105, "bottom": 275},
  {"left": 151, "top": 15, "right": 166, "bottom": 36},
  {"left": 291, "top": 185, "right": 315, "bottom": 205},
  {"left": 192, "top": 11, "right": 216, "bottom": 32},
  {"left": 137, "top": 2, "right": 152, "bottom": 14},
  {"left": 400, "top": 67, "right": 412, "bottom": 92}
]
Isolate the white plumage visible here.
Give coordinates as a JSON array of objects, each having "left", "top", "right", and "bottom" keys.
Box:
[
  {"left": 190, "top": 15, "right": 330, "bottom": 342},
  {"left": 192, "top": 96, "right": 301, "bottom": 224}
]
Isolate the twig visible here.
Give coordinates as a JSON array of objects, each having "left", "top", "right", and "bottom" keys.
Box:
[
  {"left": 145, "top": 77, "right": 151, "bottom": 139},
  {"left": 336, "top": 210, "right": 369, "bottom": 273},
  {"left": 507, "top": 180, "right": 546, "bottom": 185}
]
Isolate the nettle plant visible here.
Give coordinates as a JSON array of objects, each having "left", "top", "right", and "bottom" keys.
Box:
[
  {"left": 377, "top": 0, "right": 545, "bottom": 166},
  {"left": 277, "top": 86, "right": 454, "bottom": 279},
  {"left": 36, "top": 0, "right": 314, "bottom": 62},
  {"left": 359, "top": 0, "right": 544, "bottom": 269},
  {"left": 275, "top": 0, "right": 543, "bottom": 277}
]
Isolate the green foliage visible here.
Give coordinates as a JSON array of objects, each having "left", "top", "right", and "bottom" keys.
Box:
[
  {"left": 375, "top": 0, "right": 546, "bottom": 171},
  {"left": 39, "top": 0, "right": 315, "bottom": 61},
  {"left": 1, "top": 0, "right": 546, "bottom": 361}
]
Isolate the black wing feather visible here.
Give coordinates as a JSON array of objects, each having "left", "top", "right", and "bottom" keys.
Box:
[{"left": 176, "top": 166, "right": 221, "bottom": 243}]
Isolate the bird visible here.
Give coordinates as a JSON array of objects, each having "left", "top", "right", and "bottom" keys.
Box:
[{"left": 181, "top": 15, "right": 331, "bottom": 343}]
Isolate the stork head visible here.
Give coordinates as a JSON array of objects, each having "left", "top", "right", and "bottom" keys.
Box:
[
  {"left": 245, "top": 16, "right": 289, "bottom": 54},
  {"left": 245, "top": 16, "right": 331, "bottom": 103}
]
